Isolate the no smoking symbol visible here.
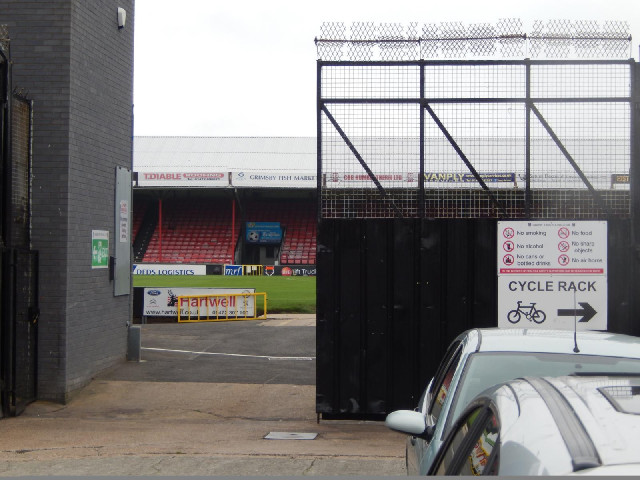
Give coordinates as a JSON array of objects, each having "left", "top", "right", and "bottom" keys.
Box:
[
  {"left": 503, "top": 227, "right": 514, "bottom": 239},
  {"left": 558, "top": 254, "right": 570, "bottom": 266}
]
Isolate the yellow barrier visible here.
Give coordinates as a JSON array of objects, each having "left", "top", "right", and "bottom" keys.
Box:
[
  {"left": 177, "top": 292, "right": 267, "bottom": 322},
  {"left": 243, "top": 265, "right": 263, "bottom": 276}
]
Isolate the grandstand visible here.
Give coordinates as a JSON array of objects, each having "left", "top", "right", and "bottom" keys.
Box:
[{"left": 132, "top": 137, "right": 317, "bottom": 269}]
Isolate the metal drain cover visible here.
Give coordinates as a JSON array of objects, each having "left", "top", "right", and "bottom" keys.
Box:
[{"left": 264, "top": 432, "right": 318, "bottom": 440}]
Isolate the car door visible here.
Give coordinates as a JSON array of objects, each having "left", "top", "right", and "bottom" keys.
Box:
[{"left": 407, "top": 340, "right": 463, "bottom": 475}]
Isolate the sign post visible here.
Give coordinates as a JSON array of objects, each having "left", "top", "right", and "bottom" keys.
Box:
[{"left": 497, "top": 221, "right": 607, "bottom": 330}]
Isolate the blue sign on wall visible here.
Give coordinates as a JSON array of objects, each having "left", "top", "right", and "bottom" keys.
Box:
[
  {"left": 224, "top": 265, "right": 243, "bottom": 276},
  {"left": 245, "top": 222, "right": 282, "bottom": 244}
]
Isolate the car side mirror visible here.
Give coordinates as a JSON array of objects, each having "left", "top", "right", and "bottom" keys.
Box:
[{"left": 385, "top": 410, "right": 434, "bottom": 440}]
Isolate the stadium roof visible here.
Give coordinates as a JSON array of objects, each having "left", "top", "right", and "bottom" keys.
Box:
[{"left": 134, "top": 136, "right": 316, "bottom": 172}]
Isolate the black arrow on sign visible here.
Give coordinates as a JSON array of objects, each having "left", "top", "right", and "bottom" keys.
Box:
[{"left": 557, "top": 302, "right": 597, "bottom": 323}]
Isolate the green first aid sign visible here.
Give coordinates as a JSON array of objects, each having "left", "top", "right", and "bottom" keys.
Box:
[{"left": 92, "top": 230, "right": 109, "bottom": 269}]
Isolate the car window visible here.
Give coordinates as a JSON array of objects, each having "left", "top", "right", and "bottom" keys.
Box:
[
  {"left": 433, "top": 406, "right": 500, "bottom": 476},
  {"left": 422, "top": 340, "right": 461, "bottom": 413},
  {"left": 458, "top": 411, "right": 499, "bottom": 475},
  {"left": 445, "top": 352, "right": 640, "bottom": 436},
  {"left": 429, "top": 345, "right": 463, "bottom": 421},
  {"left": 432, "top": 406, "right": 483, "bottom": 475}
]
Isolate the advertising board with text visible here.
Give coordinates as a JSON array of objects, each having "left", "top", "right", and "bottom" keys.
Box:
[
  {"left": 497, "top": 221, "right": 607, "bottom": 330},
  {"left": 143, "top": 287, "right": 255, "bottom": 317},
  {"left": 133, "top": 264, "right": 207, "bottom": 275}
]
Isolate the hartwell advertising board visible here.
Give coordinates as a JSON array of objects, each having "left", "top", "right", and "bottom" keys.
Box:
[
  {"left": 143, "top": 287, "right": 255, "bottom": 317},
  {"left": 497, "top": 221, "right": 607, "bottom": 331}
]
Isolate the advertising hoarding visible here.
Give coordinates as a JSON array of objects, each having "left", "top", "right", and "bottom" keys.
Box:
[
  {"left": 232, "top": 171, "right": 316, "bottom": 188},
  {"left": 133, "top": 264, "right": 207, "bottom": 275},
  {"left": 137, "top": 171, "right": 229, "bottom": 187},
  {"left": 143, "top": 287, "right": 255, "bottom": 317}
]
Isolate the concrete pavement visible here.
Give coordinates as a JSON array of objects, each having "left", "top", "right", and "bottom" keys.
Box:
[{"left": 0, "top": 315, "right": 407, "bottom": 476}]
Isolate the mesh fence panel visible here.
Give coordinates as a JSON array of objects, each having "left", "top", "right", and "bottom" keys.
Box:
[
  {"left": 319, "top": 59, "right": 631, "bottom": 219},
  {"left": 11, "top": 96, "right": 32, "bottom": 248}
]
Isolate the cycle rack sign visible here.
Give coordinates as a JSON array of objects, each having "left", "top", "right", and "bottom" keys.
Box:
[{"left": 497, "top": 221, "right": 607, "bottom": 331}]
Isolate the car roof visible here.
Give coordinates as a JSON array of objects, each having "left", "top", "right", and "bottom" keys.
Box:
[
  {"left": 545, "top": 375, "right": 640, "bottom": 466},
  {"left": 489, "top": 375, "right": 640, "bottom": 474},
  {"left": 459, "top": 328, "right": 640, "bottom": 359}
]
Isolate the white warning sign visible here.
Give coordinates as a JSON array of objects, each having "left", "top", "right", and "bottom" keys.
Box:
[{"left": 497, "top": 221, "right": 607, "bottom": 331}]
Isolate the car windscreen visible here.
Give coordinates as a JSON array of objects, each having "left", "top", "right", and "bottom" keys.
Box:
[{"left": 446, "top": 352, "right": 640, "bottom": 436}]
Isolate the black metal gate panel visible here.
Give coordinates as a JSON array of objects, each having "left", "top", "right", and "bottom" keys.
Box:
[
  {"left": 315, "top": 20, "right": 639, "bottom": 417},
  {"left": 317, "top": 217, "right": 635, "bottom": 416},
  {"left": 1, "top": 34, "right": 38, "bottom": 417},
  {"left": 1, "top": 249, "right": 38, "bottom": 416}
]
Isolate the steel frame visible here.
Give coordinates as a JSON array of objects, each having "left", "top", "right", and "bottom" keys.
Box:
[{"left": 317, "top": 59, "right": 635, "bottom": 220}]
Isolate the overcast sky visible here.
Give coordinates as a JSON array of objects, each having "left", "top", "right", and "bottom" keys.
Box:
[{"left": 133, "top": 0, "right": 640, "bottom": 138}]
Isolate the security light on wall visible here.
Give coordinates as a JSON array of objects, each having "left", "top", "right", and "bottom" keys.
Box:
[{"left": 117, "top": 8, "right": 127, "bottom": 29}]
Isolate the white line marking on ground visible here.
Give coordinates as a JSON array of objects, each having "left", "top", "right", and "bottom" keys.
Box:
[{"left": 142, "top": 347, "right": 315, "bottom": 361}]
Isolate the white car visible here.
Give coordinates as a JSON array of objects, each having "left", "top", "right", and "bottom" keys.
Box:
[
  {"left": 428, "top": 374, "right": 640, "bottom": 475},
  {"left": 385, "top": 328, "right": 640, "bottom": 475}
]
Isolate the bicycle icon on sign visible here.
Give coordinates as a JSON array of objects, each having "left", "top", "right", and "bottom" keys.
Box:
[{"left": 507, "top": 301, "right": 547, "bottom": 324}]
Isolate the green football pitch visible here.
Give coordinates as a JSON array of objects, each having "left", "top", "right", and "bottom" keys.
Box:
[{"left": 134, "top": 275, "right": 316, "bottom": 314}]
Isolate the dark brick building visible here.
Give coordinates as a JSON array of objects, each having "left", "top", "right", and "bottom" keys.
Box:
[{"left": 2, "top": 0, "right": 135, "bottom": 403}]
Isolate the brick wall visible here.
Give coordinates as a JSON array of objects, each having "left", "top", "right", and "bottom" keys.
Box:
[{"left": 4, "top": 0, "right": 135, "bottom": 401}]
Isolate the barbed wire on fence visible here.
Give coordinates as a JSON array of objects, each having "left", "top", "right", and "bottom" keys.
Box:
[{"left": 316, "top": 19, "right": 631, "bottom": 61}]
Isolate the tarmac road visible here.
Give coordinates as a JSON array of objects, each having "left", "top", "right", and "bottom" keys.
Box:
[{"left": 0, "top": 315, "right": 406, "bottom": 476}]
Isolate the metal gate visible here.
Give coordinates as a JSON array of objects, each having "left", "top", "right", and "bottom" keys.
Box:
[
  {"left": 315, "top": 20, "right": 640, "bottom": 417},
  {"left": 1, "top": 29, "right": 38, "bottom": 417}
]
